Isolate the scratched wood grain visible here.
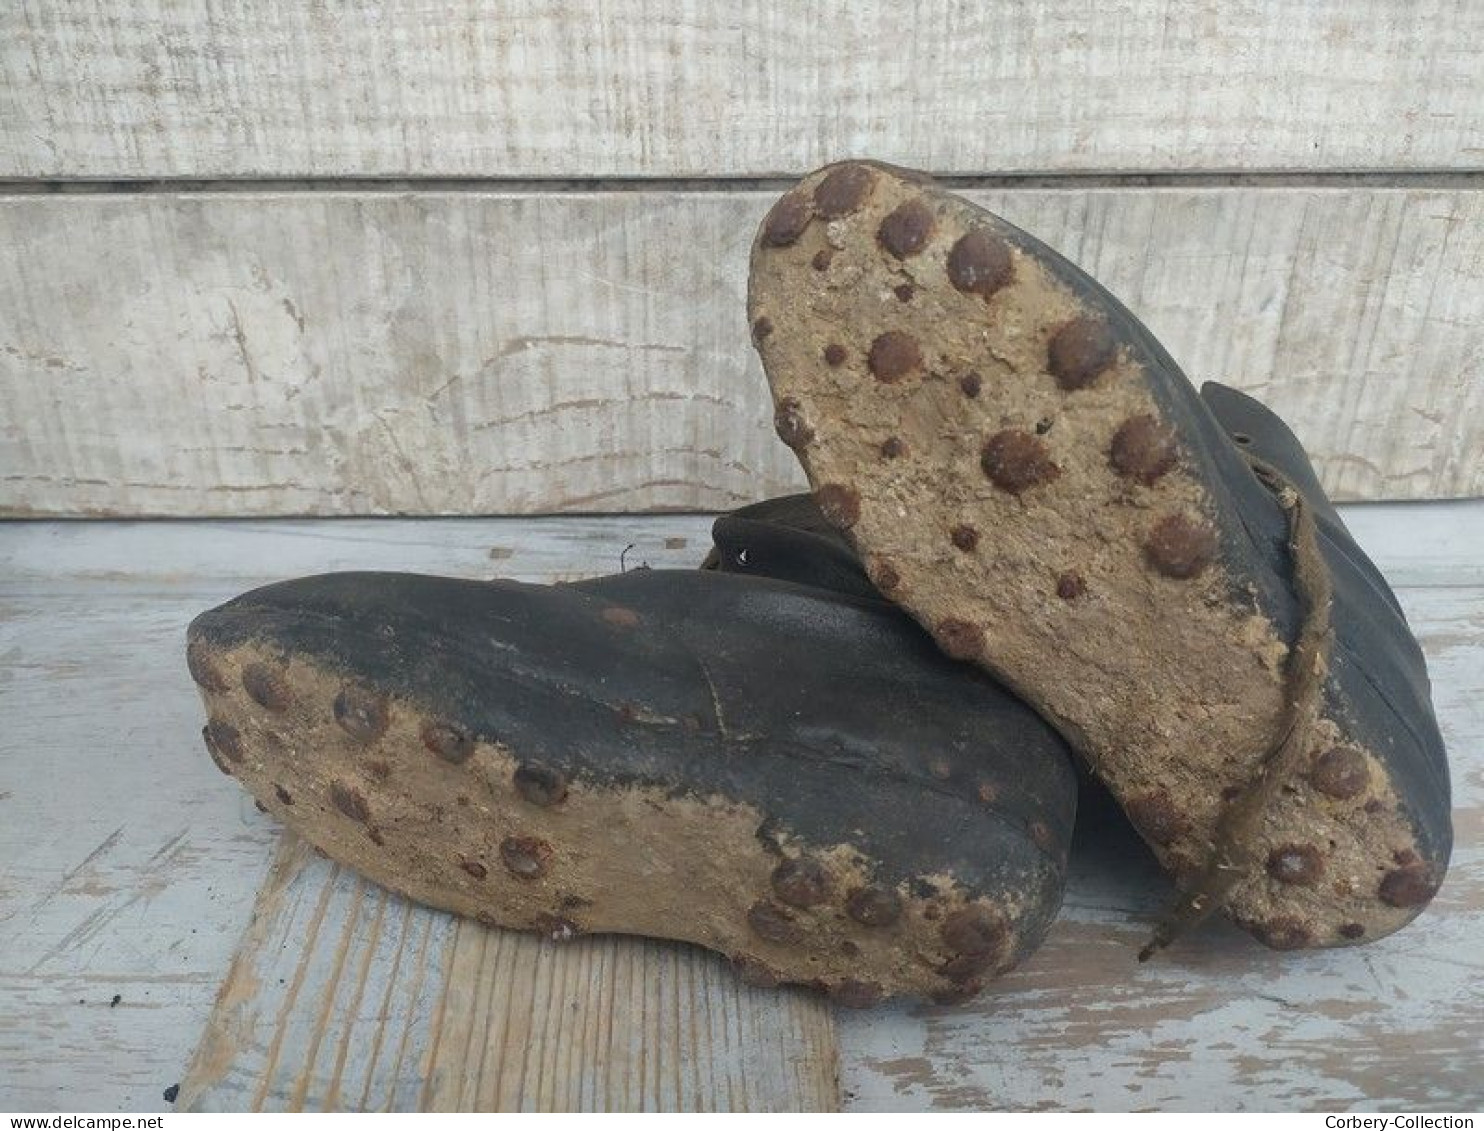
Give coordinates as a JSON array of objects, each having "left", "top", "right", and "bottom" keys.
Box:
[
  {"left": 3, "top": 1, "right": 1482, "bottom": 178},
  {"left": 0, "top": 589, "right": 284, "bottom": 1113},
  {"left": 3, "top": 186, "right": 1482, "bottom": 518},
  {"left": 1, "top": 509, "right": 1478, "bottom": 1111},
  {"left": 174, "top": 836, "right": 839, "bottom": 1112}
]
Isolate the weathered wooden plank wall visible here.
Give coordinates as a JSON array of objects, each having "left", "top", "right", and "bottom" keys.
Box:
[
  {"left": 2, "top": 1, "right": 1481, "bottom": 177},
  {"left": 3, "top": 186, "right": 1480, "bottom": 516},
  {"left": 3, "top": 1, "right": 1481, "bottom": 517}
]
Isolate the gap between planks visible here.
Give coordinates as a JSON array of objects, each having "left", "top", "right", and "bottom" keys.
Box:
[{"left": 7, "top": 172, "right": 1484, "bottom": 195}]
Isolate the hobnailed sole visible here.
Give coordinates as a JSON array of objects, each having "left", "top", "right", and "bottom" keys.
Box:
[
  {"left": 187, "top": 585, "right": 1061, "bottom": 1006},
  {"left": 748, "top": 160, "right": 1440, "bottom": 950}
]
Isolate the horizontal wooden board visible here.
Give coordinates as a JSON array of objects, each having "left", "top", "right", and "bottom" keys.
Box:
[
  {"left": 3, "top": 1, "right": 1483, "bottom": 178},
  {"left": 3, "top": 187, "right": 1480, "bottom": 516}
]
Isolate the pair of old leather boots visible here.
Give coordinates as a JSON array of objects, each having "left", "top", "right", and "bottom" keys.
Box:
[{"left": 189, "top": 163, "right": 1451, "bottom": 1007}]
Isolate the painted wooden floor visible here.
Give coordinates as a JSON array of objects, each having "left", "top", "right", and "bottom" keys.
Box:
[
  {"left": 174, "top": 835, "right": 836, "bottom": 1112},
  {"left": 0, "top": 505, "right": 1479, "bottom": 1111}
]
